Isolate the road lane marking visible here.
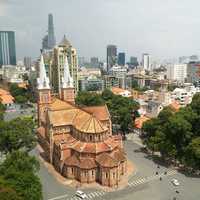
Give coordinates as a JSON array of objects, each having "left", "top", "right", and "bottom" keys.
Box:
[
  {"left": 48, "top": 194, "right": 68, "bottom": 200},
  {"left": 128, "top": 169, "right": 177, "bottom": 188}
]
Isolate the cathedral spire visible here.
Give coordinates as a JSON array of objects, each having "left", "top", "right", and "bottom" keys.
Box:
[
  {"left": 62, "top": 55, "right": 74, "bottom": 88},
  {"left": 37, "top": 52, "right": 50, "bottom": 89}
]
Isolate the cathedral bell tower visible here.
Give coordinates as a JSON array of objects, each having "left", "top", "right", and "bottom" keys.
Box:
[
  {"left": 60, "top": 55, "right": 75, "bottom": 104},
  {"left": 37, "top": 52, "right": 51, "bottom": 125}
]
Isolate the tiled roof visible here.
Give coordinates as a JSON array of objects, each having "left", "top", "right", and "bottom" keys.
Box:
[
  {"left": 111, "top": 87, "right": 126, "bottom": 94},
  {"left": 49, "top": 98, "right": 75, "bottom": 111},
  {"left": 54, "top": 134, "right": 120, "bottom": 154},
  {"left": 111, "top": 148, "right": 126, "bottom": 162},
  {"left": 48, "top": 109, "right": 79, "bottom": 126},
  {"left": 0, "top": 89, "right": 14, "bottom": 104},
  {"left": 64, "top": 155, "right": 97, "bottom": 169},
  {"left": 48, "top": 100, "right": 108, "bottom": 134},
  {"left": 96, "top": 153, "right": 118, "bottom": 168},
  {"left": 82, "top": 105, "right": 110, "bottom": 121},
  {"left": 134, "top": 115, "right": 150, "bottom": 129},
  {"left": 79, "top": 158, "right": 97, "bottom": 169},
  {"left": 169, "top": 101, "right": 180, "bottom": 112}
]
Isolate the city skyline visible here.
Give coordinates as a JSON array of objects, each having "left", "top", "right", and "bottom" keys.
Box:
[{"left": 1, "top": 0, "right": 200, "bottom": 62}]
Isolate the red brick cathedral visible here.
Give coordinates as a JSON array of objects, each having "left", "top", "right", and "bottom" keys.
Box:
[{"left": 37, "top": 54, "right": 127, "bottom": 187}]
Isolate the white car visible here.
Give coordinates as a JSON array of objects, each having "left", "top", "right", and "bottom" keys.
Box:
[
  {"left": 171, "top": 179, "right": 180, "bottom": 186},
  {"left": 75, "top": 190, "right": 87, "bottom": 199}
]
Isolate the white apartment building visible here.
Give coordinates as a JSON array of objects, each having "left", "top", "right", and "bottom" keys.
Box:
[
  {"left": 1, "top": 65, "right": 28, "bottom": 83},
  {"left": 171, "top": 86, "right": 199, "bottom": 106},
  {"left": 142, "top": 53, "right": 151, "bottom": 71},
  {"left": 167, "top": 64, "right": 187, "bottom": 82}
]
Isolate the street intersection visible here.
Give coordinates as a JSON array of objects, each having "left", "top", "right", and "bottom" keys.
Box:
[{"left": 38, "top": 135, "right": 200, "bottom": 200}]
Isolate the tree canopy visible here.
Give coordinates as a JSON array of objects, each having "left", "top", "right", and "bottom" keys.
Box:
[
  {"left": 9, "top": 83, "right": 36, "bottom": 104},
  {"left": 0, "top": 117, "right": 36, "bottom": 153},
  {"left": 0, "top": 151, "right": 42, "bottom": 200},
  {"left": 0, "top": 101, "right": 5, "bottom": 120},
  {"left": 142, "top": 93, "right": 200, "bottom": 170}
]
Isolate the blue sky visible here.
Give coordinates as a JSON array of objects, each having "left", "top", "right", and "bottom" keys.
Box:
[{"left": 1, "top": 0, "right": 200, "bottom": 62}]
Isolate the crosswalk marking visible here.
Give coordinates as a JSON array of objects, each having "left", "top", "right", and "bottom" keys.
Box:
[
  {"left": 48, "top": 170, "right": 177, "bottom": 200},
  {"left": 128, "top": 169, "right": 177, "bottom": 188}
]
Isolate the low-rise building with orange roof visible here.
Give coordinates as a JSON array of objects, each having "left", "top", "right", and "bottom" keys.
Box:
[
  {"left": 0, "top": 88, "right": 14, "bottom": 107},
  {"left": 111, "top": 87, "right": 132, "bottom": 98},
  {"left": 134, "top": 115, "right": 150, "bottom": 135},
  {"left": 169, "top": 101, "right": 180, "bottom": 112}
]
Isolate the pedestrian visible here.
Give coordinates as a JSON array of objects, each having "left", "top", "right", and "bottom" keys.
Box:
[
  {"left": 164, "top": 171, "right": 167, "bottom": 175},
  {"left": 157, "top": 165, "right": 160, "bottom": 169},
  {"left": 156, "top": 171, "right": 158, "bottom": 175},
  {"left": 160, "top": 177, "right": 162, "bottom": 181}
]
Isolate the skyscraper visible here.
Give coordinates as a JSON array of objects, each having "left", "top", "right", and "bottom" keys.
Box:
[
  {"left": 48, "top": 14, "right": 56, "bottom": 49},
  {"left": 90, "top": 57, "right": 99, "bottom": 67},
  {"left": 142, "top": 53, "right": 151, "bottom": 71},
  {"left": 130, "top": 57, "right": 138, "bottom": 66},
  {"left": 0, "top": 31, "right": 16, "bottom": 65},
  {"left": 118, "top": 52, "right": 125, "bottom": 66},
  {"left": 24, "top": 56, "right": 32, "bottom": 70},
  {"left": 42, "top": 14, "right": 56, "bottom": 50},
  {"left": 50, "top": 35, "right": 78, "bottom": 93},
  {"left": 107, "top": 45, "right": 117, "bottom": 72}
]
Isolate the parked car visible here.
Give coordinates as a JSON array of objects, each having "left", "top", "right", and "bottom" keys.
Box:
[
  {"left": 171, "top": 179, "right": 180, "bottom": 186},
  {"left": 75, "top": 190, "right": 87, "bottom": 199}
]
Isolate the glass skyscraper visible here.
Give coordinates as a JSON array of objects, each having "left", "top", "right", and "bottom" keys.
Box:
[
  {"left": 107, "top": 45, "right": 117, "bottom": 72},
  {"left": 118, "top": 52, "right": 125, "bottom": 66},
  {"left": 0, "top": 31, "right": 16, "bottom": 65}
]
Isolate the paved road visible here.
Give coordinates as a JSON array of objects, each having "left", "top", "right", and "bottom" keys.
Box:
[{"left": 37, "top": 139, "right": 200, "bottom": 200}]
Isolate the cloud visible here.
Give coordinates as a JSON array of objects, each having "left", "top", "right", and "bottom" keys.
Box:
[{"left": 1, "top": 0, "right": 200, "bottom": 61}]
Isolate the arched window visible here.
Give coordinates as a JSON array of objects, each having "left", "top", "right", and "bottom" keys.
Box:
[
  {"left": 105, "top": 172, "right": 108, "bottom": 178},
  {"left": 90, "top": 135, "right": 92, "bottom": 141}
]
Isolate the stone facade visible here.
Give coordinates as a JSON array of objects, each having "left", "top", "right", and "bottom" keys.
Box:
[{"left": 37, "top": 90, "right": 127, "bottom": 187}]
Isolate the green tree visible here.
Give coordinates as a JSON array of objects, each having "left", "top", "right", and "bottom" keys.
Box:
[
  {"left": 164, "top": 115, "right": 192, "bottom": 159},
  {"left": 0, "top": 184, "right": 22, "bottom": 200},
  {"left": 0, "top": 117, "right": 36, "bottom": 153},
  {"left": 0, "top": 151, "right": 42, "bottom": 200},
  {"left": 15, "top": 95, "right": 28, "bottom": 104},
  {"left": 75, "top": 91, "right": 104, "bottom": 106},
  {"left": 184, "top": 137, "right": 200, "bottom": 169},
  {"left": 0, "top": 101, "right": 6, "bottom": 121},
  {"left": 118, "top": 108, "right": 133, "bottom": 134},
  {"left": 190, "top": 93, "right": 200, "bottom": 115},
  {"left": 142, "top": 118, "right": 160, "bottom": 138},
  {"left": 0, "top": 151, "right": 39, "bottom": 173}
]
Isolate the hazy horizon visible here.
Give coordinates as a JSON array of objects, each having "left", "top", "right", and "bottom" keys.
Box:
[{"left": 1, "top": 0, "right": 200, "bottom": 62}]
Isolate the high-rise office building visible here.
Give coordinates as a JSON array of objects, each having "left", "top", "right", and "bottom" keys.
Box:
[
  {"left": 50, "top": 35, "right": 78, "bottom": 93},
  {"left": 142, "top": 53, "right": 151, "bottom": 71},
  {"left": 118, "top": 52, "right": 125, "bottom": 66},
  {"left": 130, "top": 57, "right": 138, "bottom": 65},
  {"left": 48, "top": 14, "right": 56, "bottom": 49},
  {"left": 107, "top": 45, "right": 117, "bottom": 72},
  {"left": 42, "top": 14, "right": 56, "bottom": 50},
  {"left": 24, "top": 57, "right": 32, "bottom": 70},
  {"left": 0, "top": 31, "right": 16, "bottom": 65},
  {"left": 90, "top": 57, "right": 99, "bottom": 67},
  {"left": 167, "top": 64, "right": 187, "bottom": 82}
]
